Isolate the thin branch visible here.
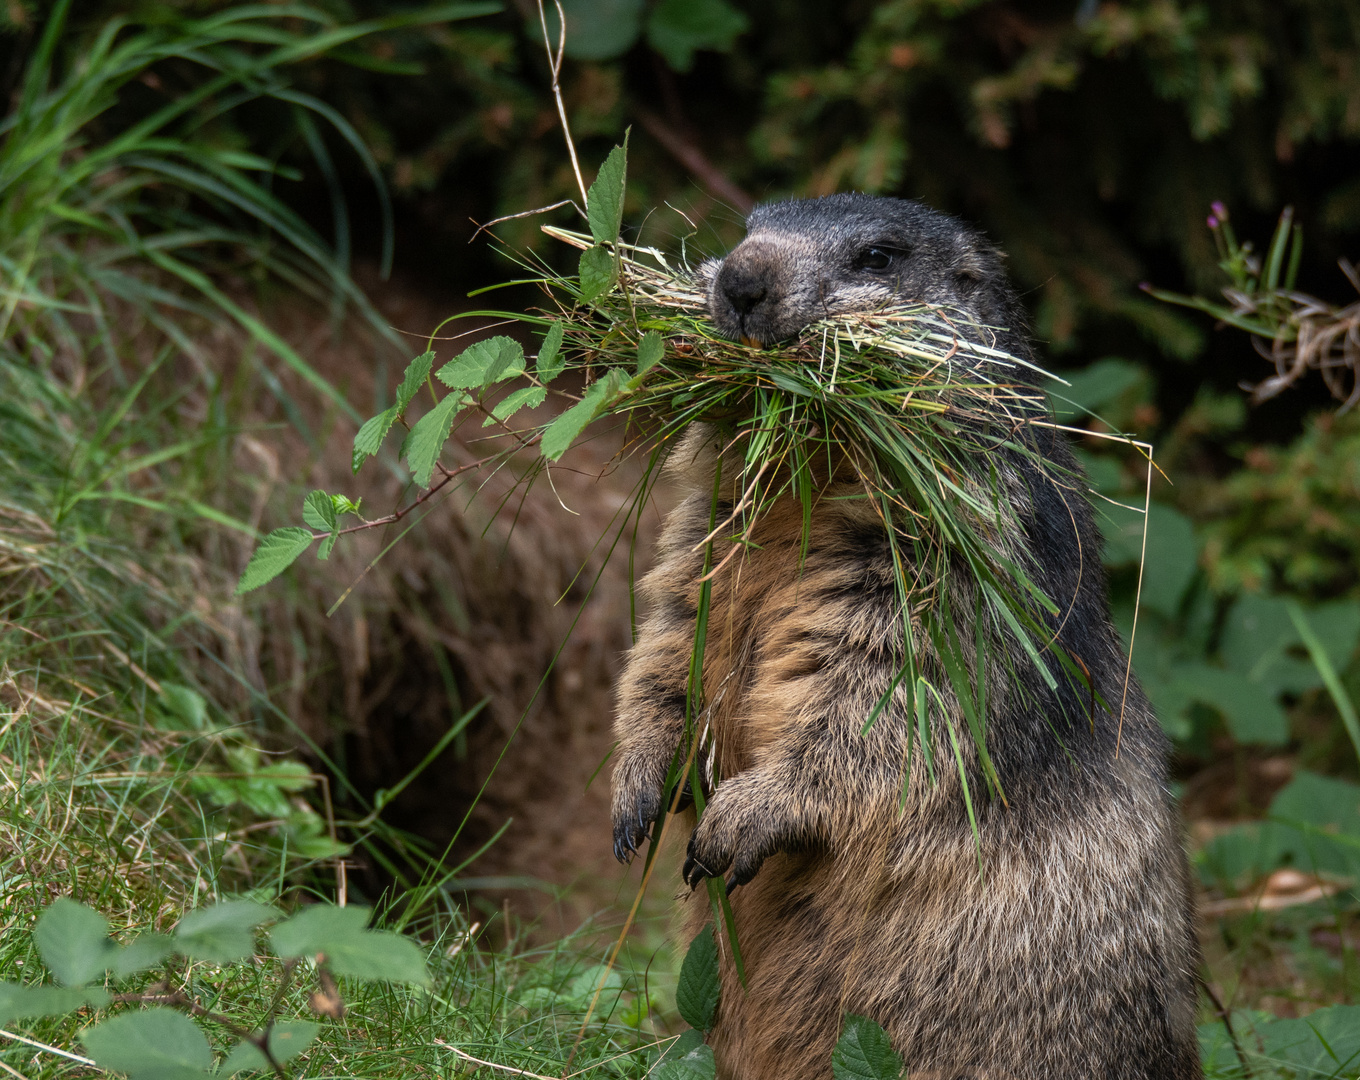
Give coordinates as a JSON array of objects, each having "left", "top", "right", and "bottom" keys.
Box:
[
  {"left": 536, "top": 0, "right": 588, "bottom": 207},
  {"left": 112, "top": 964, "right": 299, "bottom": 1080},
  {"left": 330, "top": 453, "right": 515, "bottom": 540},
  {"left": 469, "top": 200, "right": 584, "bottom": 242},
  {"left": 439, "top": 1044, "right": 558, "bottom": 1080},
  {"left": 1199, "top": 977, "right": 1253, "bottom": 1078},
  {"left": 110, "top": 992, "right": 252, "bottom": 1041},
  {"left": 0, "top": 1054, "right": 31, "bottom": 1080},
  {"left": 0, "top": 1029, "right": 95, "bottom": 1067}
]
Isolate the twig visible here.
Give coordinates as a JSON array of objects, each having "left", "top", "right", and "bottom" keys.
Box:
[
  {"left": 324, "top": 453, "right": 514, "bottom": 542},
  {"left": 536, "top": 0, "right": 588, "bottom": 207},
  {"left": 469, "top": 200, "right": 584, "bottom": 242},
  {"left": 110, "top": 991, "right": 251, "bottom": 1038},
  {"left": 0, "top": 1029, "right": 95, "bottom": 1067},
  {"left": 1199, "top": 879, "right": 1345, "bottom": 916},
  {"left": 633, "top": 105, "right": 754, "bottom": 213},
  {"left": 439, "top": 1044, "right": 560, "bottom": 1080},
  {"left": 1199, "top": 977, "right": 1252, "bottom": 1078},
  {"left": 112, "top": 965, "right": 298, "bottom": 1080},
  {"left": 0, "top": 1055, "right": 31, "bottom": 1080}
]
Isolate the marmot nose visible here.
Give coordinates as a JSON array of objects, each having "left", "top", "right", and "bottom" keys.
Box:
[
  {"left": 724, "top": 280, "right": 766, "bottom": 316},
  {"left": 717, "top": 263, "right": 769, "bottom": 317}
]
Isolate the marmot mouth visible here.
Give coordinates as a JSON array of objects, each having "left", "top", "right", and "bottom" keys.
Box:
[{"left": 740, "top": 334, "right": 764, "bottom": 348}]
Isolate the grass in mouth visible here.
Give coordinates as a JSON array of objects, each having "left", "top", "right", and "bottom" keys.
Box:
[{"left": 522, "top": 228, "right": 1087, "bottom": 803}]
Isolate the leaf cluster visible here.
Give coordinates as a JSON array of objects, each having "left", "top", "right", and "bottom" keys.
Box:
[
  {"left": 5, "top": 897, "right": 428, "bottom": 1080},
  {"left": 239, "top": 141, "right": 1095, "bottom": 896}
]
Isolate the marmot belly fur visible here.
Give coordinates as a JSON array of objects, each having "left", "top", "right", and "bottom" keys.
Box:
[{"left": 610, "top": 194, "right": 1202, "bottom": 1080}]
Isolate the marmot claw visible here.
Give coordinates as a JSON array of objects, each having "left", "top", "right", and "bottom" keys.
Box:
[
  {"left": 610, "top": 782, "right": 661, "bottom": 863},
  {"left": 683, "top": 817, "right": 769, "bottom": 890}
]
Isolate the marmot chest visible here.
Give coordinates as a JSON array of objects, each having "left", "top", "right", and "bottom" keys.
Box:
[{"left": 691, "top": 489, "right": 904, "bottom": 778}]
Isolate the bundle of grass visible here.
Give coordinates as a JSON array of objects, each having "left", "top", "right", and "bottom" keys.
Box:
[{"left": 241, "top": 143, "right": 1093, "bottom": 826}]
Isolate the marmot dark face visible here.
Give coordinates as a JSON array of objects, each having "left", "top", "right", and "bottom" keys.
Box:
[{"left": 703, "top": 193, "right": 1011, "bottom": 347}]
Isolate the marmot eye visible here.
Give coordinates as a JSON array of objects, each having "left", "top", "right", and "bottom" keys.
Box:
[{"left": 857, "top": 247, "right": 901, "bottom": 272}]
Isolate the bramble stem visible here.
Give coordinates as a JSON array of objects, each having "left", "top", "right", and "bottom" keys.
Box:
[{"left": 536, "top": 0, "right": 588, "bottom": 207}]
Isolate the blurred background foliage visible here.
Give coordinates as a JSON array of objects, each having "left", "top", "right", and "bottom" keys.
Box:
[{"left": 4, "top": 0, "right": 1360, "bottom": 1063}]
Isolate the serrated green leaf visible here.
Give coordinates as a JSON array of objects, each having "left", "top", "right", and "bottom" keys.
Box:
[
  {"left": 402, "top": 393, "right": 465, "bottom": 488},
  {"left": 676, "top": 927, "right": 720, "bottom": 1032},
  {"left": 266, "top": 1020, "right": 320, "bottom": 1063},
  {"left": 482, "top": 340, "right": 527, "bottom": 386},
  {"left": 270, "top": 905, "right": 429, "bottom": 985},
  {"left": 485, "top": 386, "right": 547, "bottom": 426},
  {"left": 301, "top": 490, "right": 336, "bottom": 532},
  {"left": 637, "top": 330, "right": 664, "bottom": 375},
  {"left": 395, "top": 351, "right": 435, "bottom": 412},
  {"left": 34, "top": 899, "right": 118, "bottom": 986},
  {"left": 655, "top": 1029, "right": 705, "bottom": 1063},
  {"left": 219, "top": 1021, "right": 320, "bottom": 1075},
  {"left": 587, "top": 139, "right": 628, "bottom": 245},
  {"left": 219, "top": 1040, "right": 268, "bottom": 1077},
  {"left": 235, "top": 528, "right": 315, "bottom": 595},
  {"left": 317, "top": 532, "right": 338, "bottom": 561},
  {"left": 654, "top": 1043, "right": 715, "bottom": 1080},
  {"left": 111, "top": 933, "right": 175, "bottom": 978},
  {"left": 173, "top": 901, "right": 275, "bottom": 963},
  {"left": 436, "top": 336, "right": 526, "bottom": 391},
  {"left": 352, "top": 407, "right": 398, "bottom": 473},
  {"left": 536, "top": 320, "right": 566, "bottom": 383},
  {"left": 0, "top": 982, "right": 103, "bottom": 1027},
  {"left": 540, "top": 369, "right": 627, "bottom": 461},
  {"left": 832, "top": 1014, "right": 903, "bottom": 1080},
  {"left": 82, "top": 1008, "right": 213, "bottom": 1079},
  {"left": 578, "top": 245, "right": 617, "bottom": 304}
]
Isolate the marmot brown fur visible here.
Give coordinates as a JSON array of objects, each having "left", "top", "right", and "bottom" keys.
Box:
[{"left": 610, "top": 194, "right": 1202, "bottom": 1079}]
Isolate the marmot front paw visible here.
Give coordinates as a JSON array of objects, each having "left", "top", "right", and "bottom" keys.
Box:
[
  {"left": 610, "top": 750, "right": 672, "bottom": 863},
  {"left": 681, "top": 781, "right": 778, "bottom": 891}
]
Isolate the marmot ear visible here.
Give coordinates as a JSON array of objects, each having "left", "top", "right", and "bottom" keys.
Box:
[
  {"left": 954, "top": 264, "right": 988, "bottom": 294},
  {"left": 954, "top": 245, "right": 1002, "bottom": 292}
]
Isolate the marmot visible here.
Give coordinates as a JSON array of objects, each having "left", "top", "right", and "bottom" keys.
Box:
[{"left": 610, "top": 194, "right": 1202, "bottom": 1079}]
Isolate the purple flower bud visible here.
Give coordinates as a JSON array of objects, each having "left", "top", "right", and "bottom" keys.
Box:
[
  {"left": 1210, "top": 200, "right": 1228, "bottom": 220},
  {"left": 1207, "top": 216, "right": 1219, "bottom": 229}
]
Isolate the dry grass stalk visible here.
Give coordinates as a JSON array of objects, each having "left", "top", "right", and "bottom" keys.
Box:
[{"left": 1238, "top": 265, "right": 1360, "bottom": 408}]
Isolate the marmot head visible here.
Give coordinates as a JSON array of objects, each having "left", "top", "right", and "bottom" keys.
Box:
[{"left": 702, "top": 193, "right": 1019, "bottom": 349}]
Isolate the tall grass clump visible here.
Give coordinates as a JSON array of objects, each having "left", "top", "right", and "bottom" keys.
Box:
[
  {"left": 0, "top": 0, "right": 446, "bottom": 917},
  {"left": 0, "top": 0, "right": 513, "bottom": 893}
]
